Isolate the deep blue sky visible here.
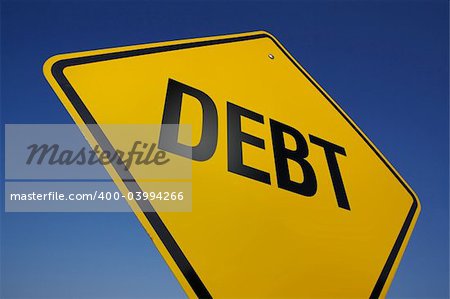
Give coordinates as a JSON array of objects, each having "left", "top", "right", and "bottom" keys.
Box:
[{"left": 1, "top": 0, "right": 448, "bottom": 298}]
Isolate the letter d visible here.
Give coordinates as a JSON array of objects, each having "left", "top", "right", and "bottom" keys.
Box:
[{"left": 159, "top": 79, "right": 218, "bottom": 161}]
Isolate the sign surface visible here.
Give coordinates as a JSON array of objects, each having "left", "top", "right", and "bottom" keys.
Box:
[{"left": 44, "top": 31, "right": 420, "bottom": 298}]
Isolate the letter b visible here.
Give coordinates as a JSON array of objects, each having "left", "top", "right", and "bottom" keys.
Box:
[{"left": 270, "top": 119, "right": 317, "bottom": 197}]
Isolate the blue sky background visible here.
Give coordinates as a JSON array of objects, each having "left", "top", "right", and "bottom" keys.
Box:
[{"left": 1, "top": 0, "right": 448, "bottom": 298}]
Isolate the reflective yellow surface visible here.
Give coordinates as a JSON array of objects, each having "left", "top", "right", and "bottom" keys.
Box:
[{"left": 44, "top": 31, "right": 420, "bottom": 298}]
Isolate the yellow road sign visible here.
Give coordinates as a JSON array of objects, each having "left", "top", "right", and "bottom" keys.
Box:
[{"left": 44, "top": 31, "right": 420, "bottom": 298}]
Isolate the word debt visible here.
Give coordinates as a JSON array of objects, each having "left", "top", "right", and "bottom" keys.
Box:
[{"left": 159, "top": 79, "right": 350, "bottom": 210}]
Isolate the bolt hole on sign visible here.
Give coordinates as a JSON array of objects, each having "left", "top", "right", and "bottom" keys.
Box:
[{"left": 44, "top": 31, "right": 420, "bottom": 298}]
